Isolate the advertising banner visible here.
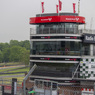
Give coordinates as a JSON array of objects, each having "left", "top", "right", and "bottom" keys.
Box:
[
  {"left": 81, "top": 88, "right": 94, "bottom": 95},
  {"left": 80, "top": 58, "right": 95, "bottom": 79},
  {"left": 30, "top": 15, "right": 85, "bottom": 24},
  {"left": 83, "top": 34, "right": 95, "bottom": 44}
]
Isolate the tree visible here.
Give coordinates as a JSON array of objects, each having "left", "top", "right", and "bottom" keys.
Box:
[
  {"left": 19, "top": 40, "right": 30, "bottom": 50},
  {"left": 2, "top": 48, "right": 10, "bottom": 62},
  {"left": 9, "top": 46, "right": 22, "bottom": 62},
  {"left": 9, "top": 46, "right": 30, "bottom": 64},
  {"left": 20, "top": 49, "right": 30, "bottom": 65},
  {"left": 0, "top": 50, "right": 3, "bottom": 63},
  {"left": 0, "top": 40, "right": 30, "bottom": 63},
  {"left": 10, "top": 40, "right": 19, "bottom": 47},
  {"left": 0, "top": 43, "right": 9, "bottom": 51}
]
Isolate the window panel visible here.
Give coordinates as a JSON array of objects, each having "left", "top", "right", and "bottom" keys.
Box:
[{"left": 31, "top": 41, "right": 83, "bottom": 56}]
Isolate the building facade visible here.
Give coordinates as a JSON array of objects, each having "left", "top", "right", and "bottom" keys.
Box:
[{"left": 29, "top": 13, "right": 95, "bottom": 85}]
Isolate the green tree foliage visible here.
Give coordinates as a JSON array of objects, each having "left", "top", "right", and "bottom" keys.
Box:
[
  {"left": 0, "top": 40, "right": 30, "bottom": 65},
  {"left": 0, "top": 50, "right": 3, "bottom": 63},
  {"left": 10, "top": 40, "right": 20, "bottom": 47},
  {"left": 9, "top": 46, "right": 22, "bottom": 62},
  {"left": 0, "top": 43, "right": 9, "bottom": 51},
  {"left": 10, "top": 40, "right": 30, "bottom": 50},
  {"left": 20, "top": 49, "right": 30, "bottom": 65},
  {"left": 2, "top": 48, "right": 10, "bottom": 62}
]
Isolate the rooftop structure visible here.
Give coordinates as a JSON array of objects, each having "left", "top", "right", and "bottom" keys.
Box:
[{"left": 29, "top": 12, "right": 95, "bottom": 85}]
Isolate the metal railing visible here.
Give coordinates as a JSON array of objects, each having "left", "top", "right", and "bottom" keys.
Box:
[
  {"left": 31, "top": 50, "right": 81, "bottom": 56},
  {"left": 25, "top": 79, "right": 95, "bottom": 95},
  {"left": 30, "top": 28, "right": 95, "bottom": 35},
  {"left": 58, "top": 85, "right": 94, "bottom": 95},
  {"left": 30, "top": 27, "right": 79, "bottom": 35},
  {"left": 31, "top": 50, "right": 90, "bottom": 56},
  {"left": 0, "top": 79, "right": 23, "bottom": 95},
  {"left": 0, "top": 79, "right": 95, "bottom": 95},
  {"left": 23, "top": 64, "right": 37, "bottom": 95},
  {"left": 82, "top": 29, "right": 95, "bottom": 34}
]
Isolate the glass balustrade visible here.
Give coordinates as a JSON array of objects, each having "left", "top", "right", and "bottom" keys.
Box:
[{"left": 30, "top": 41, "right": 91, "bottom": 56}]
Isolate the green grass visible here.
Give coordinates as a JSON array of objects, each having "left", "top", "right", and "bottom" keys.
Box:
[
  {"left": 0, "top": 63, "right": 30, "bottom": 83},
  {"left": 0, "top": 66, "right": 29, "bottom": 75},
  {"left": 0, "top": 67, "right": 29, "bottom": 73},
  {"left": 8, "top": 67, "right": 29, "bottom": 72},
  {"left": 0, "top": 67, "right": 29, "bottom": 77},
  {"left": 0, "top": 62, "right": 24, "bottom": 66}
]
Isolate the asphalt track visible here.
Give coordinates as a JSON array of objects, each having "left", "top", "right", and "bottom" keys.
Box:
[
  {"left": 0, "top": 65, "right": 25, "bottom": 69},
  {"left": 0, "top": 74, "right": 25, "bottom": 78},
  {"left": 0, "top": 65, "right": 25, "bottom": 78}
]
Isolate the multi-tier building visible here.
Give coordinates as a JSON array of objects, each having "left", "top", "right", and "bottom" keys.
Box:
[{"left": 29, "top": 13, "right": 95, "bottom": 85}]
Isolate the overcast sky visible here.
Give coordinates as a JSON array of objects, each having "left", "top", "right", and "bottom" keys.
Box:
[{"left": 0, "top": 0, "right": 95, "bottom": 42}]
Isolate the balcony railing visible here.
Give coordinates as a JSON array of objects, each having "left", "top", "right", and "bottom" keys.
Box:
[
  {"left": 82, "top": 29, "right": 95, "bottom": 34},
  {"left": 30, "top": 27, "right": 79, "bottom": 34},
  {"left": 31, "top": 50, "right": 90, "bottom": 56},
  {"left": 30, "top": 28, "right": 95, "bottom": 35}
]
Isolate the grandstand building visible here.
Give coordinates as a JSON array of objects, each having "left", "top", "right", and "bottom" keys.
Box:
[{"left": 29, "top": 13, "right": 95, "bottom": 85}]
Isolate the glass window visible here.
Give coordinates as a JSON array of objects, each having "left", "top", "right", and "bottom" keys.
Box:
[
  {"left": 93, "top": 45, "right": 95, "bottom": 55},
  {"left": 81, "top": 43, "right": 90, "bottom": 55},
  {"left": 36, "top": 23, "right": 78, "bottom": 34},
  {"left": 31, "top": 41, "right": 82, "bottom": 56},
  {"left": 65, "top": 23, "right": 78, "bottom": 34}
]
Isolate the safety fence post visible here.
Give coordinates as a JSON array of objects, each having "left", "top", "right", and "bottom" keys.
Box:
[{"left": 94, "top": 82, "right": 95, "bottom": 95}]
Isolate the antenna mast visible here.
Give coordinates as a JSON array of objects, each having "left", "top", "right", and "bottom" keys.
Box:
[
  {"left": 90, "top": 17, "right": 93, "bottom": 30},
  {"left": 78, "top": 0, "right": 80, "bottom": 16}
]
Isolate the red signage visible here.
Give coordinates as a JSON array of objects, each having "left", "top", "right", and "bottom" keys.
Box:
[
  {"left": 41, "top": 2, "right": 44, "bottom": 13},
  {"left": 73, "top": 3, "right": 76, "bottom": 13},
  {"left": 56, "top": 5, "right": 59, "bottom": 13},
  {"left": 3, "top": 85, "right": 22, "bottom": 91},
  {"left": 30, "top": 15, "right": 85, "bottom": 24},
  {"left": 59, "top": 0, "right": 62, "bottom": 11},
  {"left": 31, "top": 57, "right": 80, "bottom": 61}
]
